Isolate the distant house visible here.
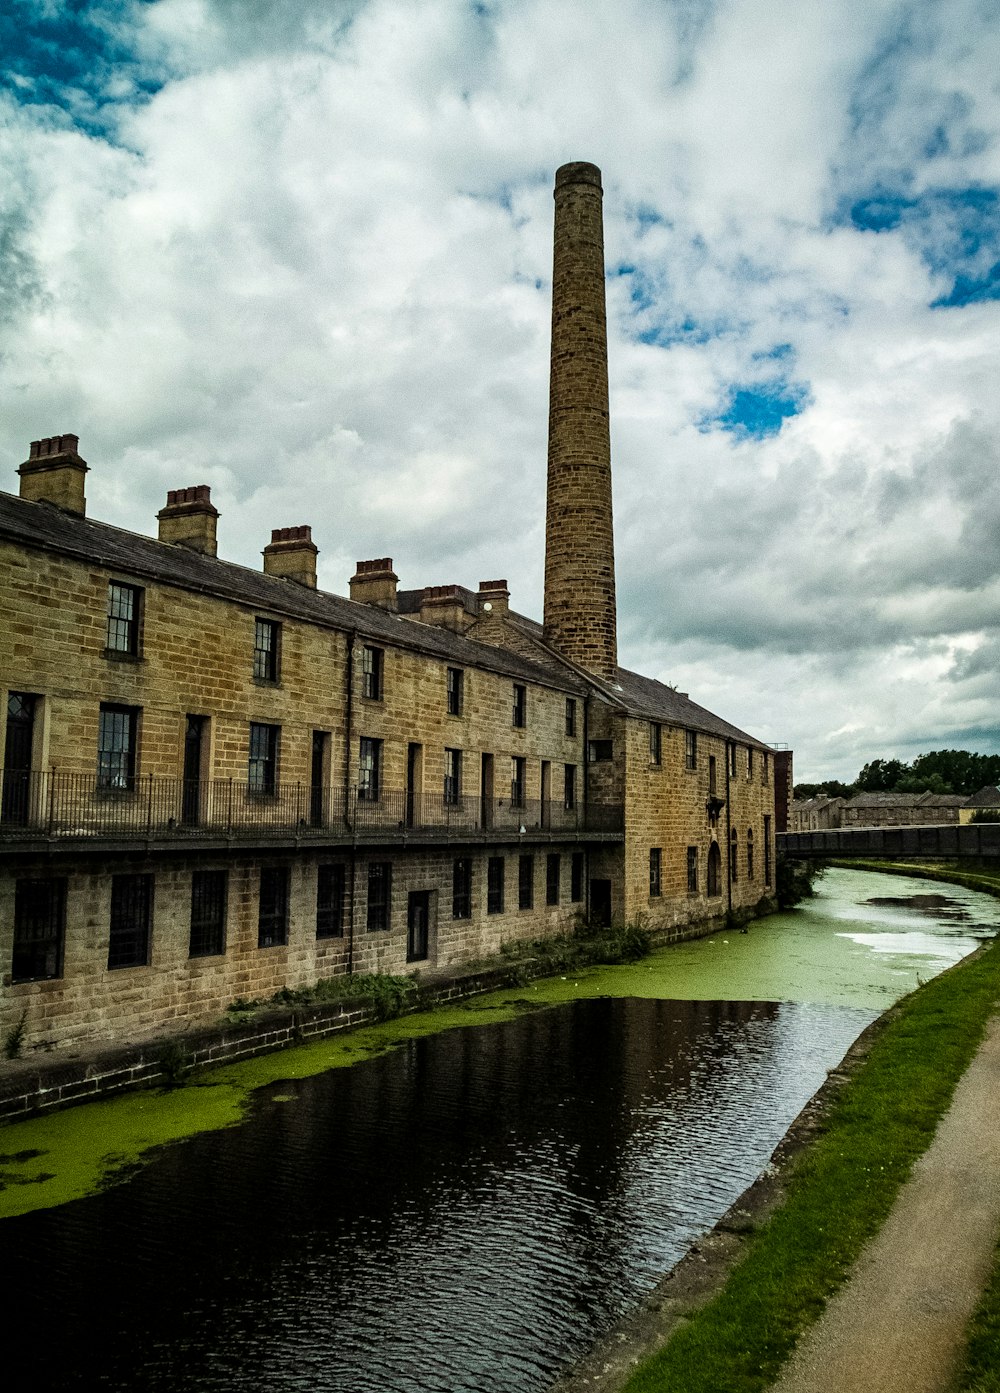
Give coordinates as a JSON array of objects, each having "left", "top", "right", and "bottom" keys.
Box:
[
  {"left": 789, "top": 796, "right": 845, "bottom": 832},
  {"left": 840, "top": 791, "right": 967, "bottom": 828},
  {"left": 959, "top": 786, "right": 1000, "bottom": 824}
]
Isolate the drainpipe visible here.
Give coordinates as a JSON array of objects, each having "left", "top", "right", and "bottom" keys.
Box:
[{"left": 725, "top": 742, "right": 733, "bottom": 920}]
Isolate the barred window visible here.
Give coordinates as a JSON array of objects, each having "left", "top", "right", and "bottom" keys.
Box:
[
  {"left": 685, "top": 730, "right": 697, "bottom": 771},
  {"left": 109, "top": 873, "right": 152, "bottom": 969},
  {"left": 258, "top": 866, "right": 289, "bottom": 947},
  {"left": 362, "top": 645, "right": 384, "bottom": 701},
  {"left": 106, "top": 582, "right": 141, "bottom": 655},
  {"left": 317, "top": 863, "right": 346, "bottom": 939},
  {"left": 510, "top": 756, "right": 526, "bottom": 808},
  {"left": 564, "top": 764, "right": 577, "bottom": 811},
  {"left": 649, "top": 848, "right": 662, "bottom": 897},
  {"left": 763, "top": 751, "right": 770, "bottom": 786},
  {"left": 747, "top": 828, "right": 755, "bottom": 880},
  {"left": 729, "top": 743, "right": 738, "bottom": 777},
  {"left": 546, "top": 854, "right": 560, "bottom": 907},
  {"left": 565, "top": 699, "right": 576, "bottom": 737},
  {"left": 570, "top": 852, "right": 584, "bottom": 903},
  {"left": 359, "top": 737, "right": 382, "bottom": 801},
  {"left": 519, "top": 854, "right": 534, "bottom": 910},
  {"left": 189, "top": 870, "right": 227, "bottom": 957},
  {"left": 367, "top": 861, "right": 391, "bottom": 931},
  {"left": 248, "top": 722, "right": 279, "bottom": 794},
  {"left": 649, "top": 723, "right": 662, "bottom": 765},
  {"left": 13, "top": 878, "right": 66, "bottom": 982},
  {"left": 253, "top": 618, "right": 280, "bottom": 681},
  {"left": 512, "top": 684, "right": 526, "bottom": 728},
  {"left": 444, "top": 748, "right": 462, "bottom": 805},
  {"left": 709, "top": 755, "right": 717, "bottom": 797},
  {"left": 747, "top": 746, "right": 755, "bottom": 779},
  {"left": 487, "top": 856, "right": 504, "bottom": 914},
  {"left": 98, "top": 704, "right": 138, "bottom": 790},
  {"left": 452, "top": 858, "right": 472, "bottom": 920},
  {"left": 447, "top": 667, "right": 463, "bottom": 716},
  {"left": 686, "top": 846, "right": 699, "bottom": 894}
]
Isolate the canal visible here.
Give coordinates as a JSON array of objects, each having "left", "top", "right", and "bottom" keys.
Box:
[{"left": 1, "top": 867, "right": 998, "bottom": 1392}]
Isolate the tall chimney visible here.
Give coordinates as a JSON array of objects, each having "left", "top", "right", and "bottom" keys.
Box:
[
  {"left": 157, "top": 485, "right": 219, "bottom": 555},
  {"left": 263, "top": 526, "right": 318, "bottom": 587},
  {"left": 542, "top": 162, "right": 618, "bottom": 680},
  {"left": 18, "top": 434, "right": 89, "bottom": 515}
]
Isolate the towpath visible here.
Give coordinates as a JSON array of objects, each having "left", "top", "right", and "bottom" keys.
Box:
[{"left": 768, "top": 1011, "right": 1000, "bottom": 1393}]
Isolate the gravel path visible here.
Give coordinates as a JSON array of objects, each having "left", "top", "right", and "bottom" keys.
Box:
[{"left": 769, "top": 1013, "right": 1000, "bottom": 1393}]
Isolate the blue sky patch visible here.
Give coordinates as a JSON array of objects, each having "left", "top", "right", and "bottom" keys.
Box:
[{"left": 709, "top": 381, "right": 811, "bottom": 440}]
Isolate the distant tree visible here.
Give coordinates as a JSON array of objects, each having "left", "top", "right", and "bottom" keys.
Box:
[
  {"left": 793, "top": 780, "right": 855, "bottom": 800},
  {"left": 855, "top": 758, "right": 907, "bottom": 792},
  {"left": 896, "top": 771, "right": 950, "bottom": 794},
  {"left": 907, "top": 750, "right": 1000, "bottom": 796}
]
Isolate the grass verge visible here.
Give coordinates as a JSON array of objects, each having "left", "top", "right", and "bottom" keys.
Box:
[
  {"left": 958, "top": 1239, "right": 1000, "bottom": 1392},
  {"left": 622, "top": 934, "right": 1000, "bottom": 1393},
  {"left": 829, "top": 857, "right": 1000, "bottom": 898}
]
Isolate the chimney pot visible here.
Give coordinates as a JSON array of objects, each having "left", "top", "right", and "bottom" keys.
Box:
[
  {"left": 18, "top": 432, "right": 89, "bottom": 514},
  {"left": 263, "top": 524, "right": 319, "bottom": 588}
]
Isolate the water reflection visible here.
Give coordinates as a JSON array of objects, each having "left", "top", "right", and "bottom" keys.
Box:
[{"left": 2, "top": 997, "right": 873, "bottom": 1393}]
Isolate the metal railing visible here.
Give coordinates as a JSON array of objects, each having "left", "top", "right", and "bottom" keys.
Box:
[{"left": 0, "top": 770, "right": 623, "bottom": 842}]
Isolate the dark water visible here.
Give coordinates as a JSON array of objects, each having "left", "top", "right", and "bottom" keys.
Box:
[{"left": 1, "top": 996, "right": 874, "bottom": 1393}]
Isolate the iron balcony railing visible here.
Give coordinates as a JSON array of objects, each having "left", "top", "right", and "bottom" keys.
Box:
[{"left": 0, "top": 770, "right": 624, "bottom": 841}]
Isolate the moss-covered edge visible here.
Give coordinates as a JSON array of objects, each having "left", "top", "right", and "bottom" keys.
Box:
[{"left": 612, "top": 880, "right": 1000, "bottom": 1393}]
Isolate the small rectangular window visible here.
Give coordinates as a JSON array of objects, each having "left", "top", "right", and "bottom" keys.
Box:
[
  {"left": 747, "top": 746, "right": 754, "bottom": 779},
  {"left": 546, "top": 854, "right": 560, "bottom": 907},
  {"left": 444, "top": 748, "right": 462, "bottom": 805},
  {"left": 362, "top": 645, "right": 384, "bottom": 701},
  {"left": 452, "top": 858, "right": 472, "bottom": 919},
  {"left": 248, "top": 722, "right": 279, "bottom": 794},
  {"left": 564, "top": 763, "right": 577, "bottom": 811},
  {"left": 487, "top": 856, "right": 505, "bottom": 914},
  {"left": 189, "top": 870, "right": 227, "bottom": 957},
  {"left": 763, "top": 750, "right": 770, "bottom": 786},
  {"left": 588, "top": 739, "right": 613, "bottom": 762},
  {"left": 367, "top": 861, "right": 391, "bottom": 931},
  {"left": 729, "top": 744, "right": 738, "bottom": 777},
  {"left": 98, "top": 703, "right": 139, "bottom": 789},
  {"left": 685, "top": 730, "right": 697, "bottom": 771},
  {"left": 258, "top": 866, "right": 289, "bottom": 947},
  {"left": 764, "top": 815, "right": 773, "bottom": 887},
  {"left": 570, "top": 852, "right": 584, "bottom": 903},
  {"left": 512, "top": 684, "right": 526, "bottom": 728},
  {"left": 358, "top": 737, "right": 382, "bottom": 801},
  {"left": 709, "top": 755, "right": 717, "bottom": 797},
  {"left": 519, "top": 854, "right": 534, "bottom": 910},
  {"left": 447, "top": 667, "right": 463, "bottom": 716},
  {"left": 106, "top": 582, "right": 141, "bottom": 655},
  {"left": 747, "top": 829, "right": 755, "bottom": 880},
  {"left": 511, "top": 756, "right": 526, "bottom": 808},
  {"left": 686, "top": 846, "right": 699, "bottom": 894},
  {"left": 13, "top": 878, "right": 66, "bottom": 981},
  {"left": 649, "top": 722, "right": 662, "bottom": 765},
  {"left": 649, "top": 848, "right": 662, "bottom": 897},
  {"left": 109, "top": 873, "right": 152, "bottom": 969},
  {"left": 317, "top": 863, "right": 346, "bottom": 938},
  {"left": 565, "top": 699, "right": 576, "bottom": 737},
  {"left": 253, "top": 618, "right": 280, "bottom": 682}
]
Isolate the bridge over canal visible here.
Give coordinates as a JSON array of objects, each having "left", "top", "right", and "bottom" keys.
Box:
[{"left": 778, "top": 822, "right": 1000, "bottom": 861}]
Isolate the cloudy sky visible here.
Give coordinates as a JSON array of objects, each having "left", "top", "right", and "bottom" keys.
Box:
[{"left": 3, "top": 0, "right": 999, "bottom": 781}]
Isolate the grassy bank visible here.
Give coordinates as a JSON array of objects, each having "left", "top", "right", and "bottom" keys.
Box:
[
  {"left": 622, "top": 931, "right": 1000, "bottom": 1393},
  {"left": 829, "top": 857, "right": 1000, "bottom": 898}
]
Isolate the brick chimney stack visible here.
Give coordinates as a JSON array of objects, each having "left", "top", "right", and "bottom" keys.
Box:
[
  {"left": 18, "top": 434, "right": 89, "bottom": 515},
  {"left": 157, "top": 485, "right": 219, "bottom": 555},
  {"left": 263, "top": 526, "right": 318, "bottom": 587},
  {"left": 542, "top": 162, "right": 618, "bottom": 681},
  {"left": 349, "top": 557, "right": 398, "bottom": 610}
]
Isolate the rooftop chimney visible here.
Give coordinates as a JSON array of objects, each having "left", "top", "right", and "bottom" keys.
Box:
[
  {"left": 349, "top": 557, "right": 398, "bottom": 610},
  {"left": 157, "top": 485, "right": 219, "bottom": 556},
  {"left": 263, "top": 526, "right": 318, "bottom": 587},
  {"left": 542, "top": 162, "right": 618, "bottom": 680},
  {"left": 18, "top": 434, "right": 89, "bottom": 515},
  {"left": 477, "top": 579, "right": 510, "bottom": 618},
  {"left": 418, "top": 584, "right": 476, "bottom": 633}
]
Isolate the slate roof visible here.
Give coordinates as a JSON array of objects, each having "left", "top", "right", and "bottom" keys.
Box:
[
  {"left": 0, "top": 492, "right": 585, "bottom": 695},
  {"left": 966, "top": 785, "right": 1000, "bottom": 807}
]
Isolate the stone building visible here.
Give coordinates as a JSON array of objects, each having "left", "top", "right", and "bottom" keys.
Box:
[{"left": 1, "top": 164, "right": 782, "bottom": 1056}]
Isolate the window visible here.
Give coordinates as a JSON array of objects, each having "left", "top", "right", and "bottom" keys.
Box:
[
  {"left": 565, "top": 699, "right": 577, "bottom": 737},
  {"left": 248, "top": 722, "right": 279, "bottom": 794},
  {"left": 510, "top": 756, "right": 526, "bottom": 808},
  {"left": 729, "top": 744, "right": 738, "bottom": 777},
  {"left": 487, "top": 856, "right": 505, "bottom": 914},
  {"left": 98, "top": 704, "right": 138, "bottom": 789},
  {"left": 317, "top": 863, "right": 346, "bottom": 938},
  {"left": 452, "top": 858, "right": 472, "bottom": 919},
  {"left": 358, "top": 737, "right": 382, "bottom": 801},
  {"left": 730, "top": 827, "right": 739, "bottom": 883},
  {"left": 588, "top": 739, "right": 613, "bottom": 762},
  {"left": 686, "top": 846, "right": 699, "bottom": 894},
  {"left": 189, "top": 870, "right": 227, "bottom": 957},
  {"left": 747, "top": 746, "right": 754, "bottom": 779},
  {"left": 447, "top": 667, "right": 463, "bottom": 716},
  {"left": 512, "top": 684, "right": 526, "bottom": 728},
  {"left": 685, "top": 730, "right": 697, "bottom": 770},
  {"left": 253, "top": 618, "right": 280, "bottom": 682},
  {"left": 707, "top": 843, "right": 722, "bottom": 897},
  {"left": 747, "top": 828, "right": 755, "bottom": 880},
  {"left": 649, "top": 722, "right": 662, "bottom": 765},
  {"left": 764, "top": 815, "right": 773, "bottom": 887},
  {"left": 709, "top": 755, "right": 717, "bottom": 796},
  {"left": 546, "top": 854, "right": 561, "bottom": 906},
  {"left": 367, "top": 861, "right": 391, "bottom": 931},
  {"left": 109, "top": 873, "right": 152, "bottom": 969},
  {"left": 13, "top": 878, "right": 65, "bottom": 981},
  {"left": 519, "top": 854, "right": 534, "bottom": 910},
  {"left": 564, "top": 764, "right": 577, "bottom": 811},
  {"left": 258, "top": 866, "right": 289, "bottom": 946},
  {"left": 444, "top": 748, "right": 462, "bottom": 805},
  {"left": 649, "top": 848, "right": 662, "bottom": 897},
  {"left": 106, "top": 582, "right": 141, "bottom": 655},
  {"left": 362, "top": 645, "right": 383, "bottom": 701},
  {"left": 571, "top": 852, "right": 584, "bottom": 903},
  {"left": 763, "top": 751, "right": 770, "bottom": 786}
]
